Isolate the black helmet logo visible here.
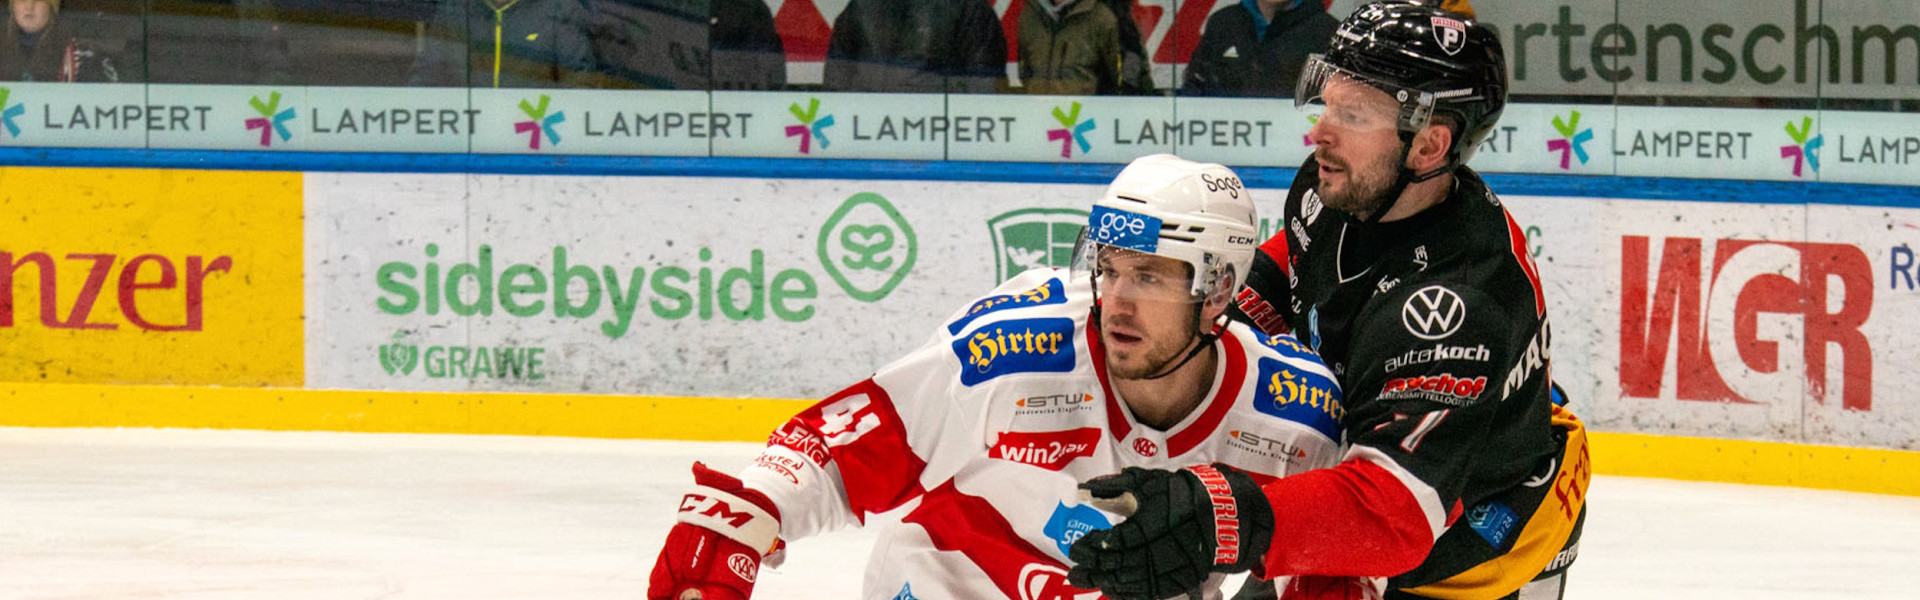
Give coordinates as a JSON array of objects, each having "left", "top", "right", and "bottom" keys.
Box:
[{"left": 1431, "top": 16, "right": 1467, "bottom": 55}]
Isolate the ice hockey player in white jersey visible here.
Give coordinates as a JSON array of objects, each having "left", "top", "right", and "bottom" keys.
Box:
[{"left": 648, "top": 154, "right": 1347, "bottom": 600}]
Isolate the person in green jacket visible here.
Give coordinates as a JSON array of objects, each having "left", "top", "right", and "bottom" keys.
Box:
[{"left": 1016, "top": 0, "right": 1151, "bottom": 96}]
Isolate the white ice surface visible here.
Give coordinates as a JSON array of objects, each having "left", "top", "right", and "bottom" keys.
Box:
[{"left": 3, "top": 427, "right": 1917, "bottom": 600}]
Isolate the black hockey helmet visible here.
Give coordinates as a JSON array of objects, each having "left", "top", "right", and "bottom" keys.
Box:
[{"left": 1296, "top": 1, "right": 1507, "bottom": 168}]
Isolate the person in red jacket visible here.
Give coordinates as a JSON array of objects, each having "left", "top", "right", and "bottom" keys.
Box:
[{"left": 1065, "top": 4, "right": 1590, "bottom": 600}]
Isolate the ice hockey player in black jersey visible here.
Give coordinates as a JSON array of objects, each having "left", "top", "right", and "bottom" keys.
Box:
[{"left": 1066, "top": 3, "right": 1589, "bottom": 600}]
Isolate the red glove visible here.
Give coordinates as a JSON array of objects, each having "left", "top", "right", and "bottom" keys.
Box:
[
  {"left": 649, "top": 463, "right": 784, "bottom": 600},
  {"left": 1280, "top": 576, "right": 1384, "bottom": 600}
]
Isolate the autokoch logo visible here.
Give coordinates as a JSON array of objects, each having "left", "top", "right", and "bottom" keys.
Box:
[
  {"left": 990, "top": 428, "right": 1100, "bottom": 471},
  {"left": 818, "top": 192, "right": 916, "bottom": 302},
  {"left": 1402, "top": 285, "right": 1466, "bottom": 340},
  {"left": 1780, "top": 116, "right": 1822, "bottom": 177},
  {"left": 246, "top": 91, "right": 295, "bottom": 147},
  {"left": 1047, "top": 101, "right": 1095, "bottom": 159},
  {"left": 1546, "top": 110, "right": 1593, "bottom": 170},
  {"left": 787, "top": 98, "right": 834, "bottom": 154},
  {"left": 988, "top": 208, "right": 1088, "bottom": 283},
  {"left": 515, "top": 94, "right": 565, "bottom": 150},
  {"left": 0, "top": 87, "right": 24, "bottom": 138}
]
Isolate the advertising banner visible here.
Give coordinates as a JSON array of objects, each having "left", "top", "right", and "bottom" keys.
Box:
[
  {"left": 1504, "top": 193, "right": 1920, "bottom": 450},
  {"left": 0, "top": 83, "right": 149, "bottom": 149},
  {"left": 0, "top": 167, "right": 304, "bottom": 386}
]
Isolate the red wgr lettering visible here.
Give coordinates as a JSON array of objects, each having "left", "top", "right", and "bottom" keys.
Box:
[
  {"left": 1619, "top": 237, "right": 1873, "bottom": 410},
  {"left": 0, "top": 251, "right": 233, "bottom": 332}
]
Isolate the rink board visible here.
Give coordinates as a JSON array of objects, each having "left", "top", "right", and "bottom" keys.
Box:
[{"left": 2, "top": 166, "right": 1918, "bottom": 495}]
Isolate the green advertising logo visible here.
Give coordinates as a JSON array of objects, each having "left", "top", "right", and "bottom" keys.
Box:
[
  {"left": 379, "top": 331, "right": 419, "bottom": 375},
  {"left": 988, "top": 208, "right": 1088, "bottom": 283},
  {"left": 817, "top": 192, "right": 917, "bottom": 302}
]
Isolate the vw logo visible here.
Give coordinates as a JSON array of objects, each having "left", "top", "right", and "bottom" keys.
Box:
[{"left": 1402, "top": 285, "right": 1466, "bottom": 340}]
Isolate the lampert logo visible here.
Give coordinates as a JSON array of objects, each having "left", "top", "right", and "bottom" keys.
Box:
[
  {"left": 1780, "top": 116, "right": 1822, "bottom": 177},
  {"left": 0, "top": 87, "right": 23, "bottom": 139},
  {"left": 988, "top": 208, "right": 1088, "bottom": 283},
  {"left": 246, "top": 91, "right": 295, "bottom": 147},
  {"left": 1546, "top": 110, "right": 1593, "bottom": 170},
  {"left": 515, "top": 94, "right": 565, "bottom": 150},
  {"left": 787, "top": 97, "right": 834, "bottom": 154},
  {"left": 1047, "top": 101, "right": 1095, "bottom": 159}
]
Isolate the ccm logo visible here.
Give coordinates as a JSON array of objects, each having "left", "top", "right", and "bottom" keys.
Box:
[{"left": 679, "top": 494, "right": 755, "bottom": 528}]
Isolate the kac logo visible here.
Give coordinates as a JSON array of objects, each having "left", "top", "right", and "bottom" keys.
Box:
[
  {"left": 1546, "top": 110, "right": 1593, "bottom": 170},
  {"left": 0, "top": 87, "right": 25, "bottom": 138},
  {"left": 246, "top": 91, "right": 295, "bottom": 147},
  {"left": 515, "top": 94, "right": 565, "bottom": 150},
  {"left": 1047, "top": 101, "right": 1096, "bottom": 159},
  {"left": 787, "top": 97, "right": 834, "bottom": 154},
  {"left": 1402, "top": 285, "right": 1466, "bottom": 340},
  {"left": 1253, "top": 358, "right": 1343, "bottom": 440},
  {"left": 1780, "top": 116, "right": 1823, "bottom": 177},
  {"left": 818, "top": 192, "right": 916, "bottom": 302}
]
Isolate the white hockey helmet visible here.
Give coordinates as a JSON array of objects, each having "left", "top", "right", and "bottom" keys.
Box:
[{"left": 1076, "top": 154, "right": 1261, "bottom": 301}]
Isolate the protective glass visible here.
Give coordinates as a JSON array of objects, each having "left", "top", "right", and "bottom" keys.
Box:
[
  {"left": 1070, "top": 231, "right": 1202, "bottom": 304},
  {"left": 1295, "top": 54, "right": 1435, "bottom": 135}
]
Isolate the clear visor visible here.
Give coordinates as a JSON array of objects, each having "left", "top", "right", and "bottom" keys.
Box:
[
  {"left": 1295, "top": 54, "right": 1436, "bottom": 135},
  {"left": 1069, "top": 230, "right": 1204, "bottom": 304}
]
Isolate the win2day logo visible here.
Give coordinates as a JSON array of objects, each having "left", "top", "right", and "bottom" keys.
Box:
[
  {"left": 246, "top": 91, "right": 295, "bottom": 147},
  {"left": 787, "top": 98, "right": 834, "bottom": 154},
  {"left": 0, "top": 87, "right": 23, "bottom": 139},
  {"left": 516, "top": 94, "right": 565, "bottom": 150},
  {"left": 1780, "top": 116, "right": 1822, "bottom": 177},
  {"left": 1546, "top": 110, "right": 1593, "bottom": 170},
  {"left": 1047, "top": 101, "right": 1095, "bottom": 159}
]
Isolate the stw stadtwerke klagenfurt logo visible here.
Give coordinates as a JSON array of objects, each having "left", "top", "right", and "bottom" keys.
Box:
[
  {"left": 787, "top": 98, "right": 835, "bottom": 154},
  {"left": 1780, "top": 116, "right": 1822, "bottom": 177},
  {"left": 0, "top": 87, "right": 24, "bottom": 139},
  {"left": 1047, "top": 101, "right": 1096, "bottom": 159},
  {"left": 516, "top": 94, "right": 565, "bottom": 150},
  {"left": 246, "top": 91, "right": 296, "bottom": 147},
  {"left": 1546, "top": 110, "right": 1594, "bottom": 170}
]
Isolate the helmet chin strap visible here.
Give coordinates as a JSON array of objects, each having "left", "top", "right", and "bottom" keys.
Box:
[
  {"left": 1139, "top": 303, "right": 1225, "bottom": 381},
  {"left": 1363, "top": 131, "right": 1452, "bottom": 225}
]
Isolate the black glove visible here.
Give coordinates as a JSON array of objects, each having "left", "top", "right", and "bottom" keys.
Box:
[{"left": 1067, "top": 464, "right": 1273, "bottom": 600}]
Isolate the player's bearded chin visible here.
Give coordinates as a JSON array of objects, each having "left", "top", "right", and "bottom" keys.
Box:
[{"left": 1316, "top": 148, "right": 1398, "bottom": 218}]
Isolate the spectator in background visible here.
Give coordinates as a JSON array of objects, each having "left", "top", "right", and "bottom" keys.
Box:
[
  {"left": 1181, "top": 0, "right": 1336, "bottom": 97},
  {"left": 823, "top": 0, "right": 1006, "bottom": 94},
  {"left": 589, "top": 0, "right": 783, "bottom": 90},
  {"left": 1016, "top": 0, "right": 1150, "bottom": 95},
  {"left": 1100, "top": 0, "right": 1155, "bottom": 94},
  {"left": 1, "top": 0, "right": 124, "bottom": 81},
  {"left": 413, "top": 0, "right": 599, "bottom": 88},
  {"left": 143, "top": 0, "right": 291, "bottom": 84}
]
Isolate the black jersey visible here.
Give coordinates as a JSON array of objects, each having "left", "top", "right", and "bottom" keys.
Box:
[{"left": 1232, "top": 156, "right": 1570, "bottom": 592}]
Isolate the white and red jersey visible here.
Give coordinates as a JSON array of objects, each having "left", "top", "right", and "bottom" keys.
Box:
[{"left": 737, "top": 269, "right": 1345, "bottom": 600}]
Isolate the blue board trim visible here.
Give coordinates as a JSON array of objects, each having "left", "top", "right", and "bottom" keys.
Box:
[{"left": 0, "top": 147, "right": 1913, "bottom": 208}]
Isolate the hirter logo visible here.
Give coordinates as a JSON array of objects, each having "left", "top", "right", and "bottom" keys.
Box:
[
  {"left": 991, "top": 428, "right": 1100, "bottom": 471},
  {"left": 1620, "top": 237, "right": 1873, "bottom": 409},
  {"left": 1402, "top": 285, "right": 1466, "bottom": 340}
]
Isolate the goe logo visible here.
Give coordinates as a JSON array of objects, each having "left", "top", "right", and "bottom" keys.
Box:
[{"left": 1089, "top": 206, "right": 1160, "bottom": 253}]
